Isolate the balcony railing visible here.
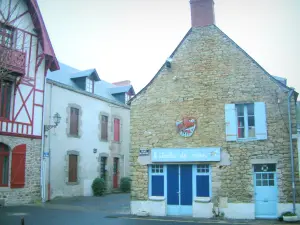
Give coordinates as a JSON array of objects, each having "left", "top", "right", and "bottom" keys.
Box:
[{"left": 0, "top": 45, "right": 26, "bottom": 75}]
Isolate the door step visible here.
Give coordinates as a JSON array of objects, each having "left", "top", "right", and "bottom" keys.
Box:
[{"left": 111, "top": 188, "right": 122, "bottom": 193}]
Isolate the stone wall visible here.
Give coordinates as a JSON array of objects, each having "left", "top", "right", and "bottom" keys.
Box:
[
  {"left": 0, "top": 135, "right": 41, "bottom": 206},
  {"left": 130, "top": 25, "right": 299, "bottom": 204}
]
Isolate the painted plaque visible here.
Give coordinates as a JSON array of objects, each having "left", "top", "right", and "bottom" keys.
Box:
[
  {"left": 176, "top": 117, "right": 197, "bottom": 137},
  {"left": 151, "top": 147, "right": 221, "bottom": 162}
]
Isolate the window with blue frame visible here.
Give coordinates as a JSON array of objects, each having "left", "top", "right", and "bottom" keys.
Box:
[
  {"left": 149, "top": 164, "right": 164, "bottom": 197},
  {"left": 196, "top": 165, "right": 210, "bottom": 197}
]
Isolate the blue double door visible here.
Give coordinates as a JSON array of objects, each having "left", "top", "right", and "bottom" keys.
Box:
[{"left": 167, "top": 165, "right": 193, "bottom": 215}]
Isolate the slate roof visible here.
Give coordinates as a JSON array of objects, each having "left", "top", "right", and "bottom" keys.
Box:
[{"left": 46, "top": 62, "right": 133, "bottom": 106}]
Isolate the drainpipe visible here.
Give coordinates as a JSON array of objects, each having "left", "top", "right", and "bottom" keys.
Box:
[
  {"left": 287, "top": 89, "right": 296, "bottom": 213},
  {"left": 40, "top": 76, "right": 47, "bottom": 203},
  {"left": 47, "top": 83, "right": 53, "bottom": 201}
]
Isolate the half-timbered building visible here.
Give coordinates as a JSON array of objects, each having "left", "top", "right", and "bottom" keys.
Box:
[{"left": 0, "top": 0, "right": 59, "bottom": 206}]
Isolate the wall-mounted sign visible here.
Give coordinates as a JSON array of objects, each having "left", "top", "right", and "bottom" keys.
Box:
[
  {"left": 139, "top": 149, "right": 150, "bottom": 156},
  {"left": 43, "top": 152, "right": 49, "bottom": 157},
  {"left": 151, "top": 147, "right": 221, "bottom": 162},
  {"left": 176, "top": 117, "right": 197, "bottom": 137}
]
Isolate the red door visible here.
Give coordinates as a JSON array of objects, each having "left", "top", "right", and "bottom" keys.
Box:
[{"left": 113, "top": 158, "right": 119, "bottom": 188}]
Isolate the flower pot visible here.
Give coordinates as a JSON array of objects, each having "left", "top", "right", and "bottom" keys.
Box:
[{"left": 283, "top": 215, "right": 299, "bottom": 222}]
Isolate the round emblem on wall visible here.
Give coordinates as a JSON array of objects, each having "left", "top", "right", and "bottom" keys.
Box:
[
  {"left": 261, "top": 164, "right": 268, "bottom": 172},
  {"left": 175, "top": 117, "right": 197, "bottom": 137}
]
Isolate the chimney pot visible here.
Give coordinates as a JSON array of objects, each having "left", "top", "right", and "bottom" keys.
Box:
[{"left": 190, "top": 0, "right": 215, "bottom": 27}]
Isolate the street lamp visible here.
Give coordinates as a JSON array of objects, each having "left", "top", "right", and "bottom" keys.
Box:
[{"left": 44, "top": 112, "right": 61, "bottom": 132}]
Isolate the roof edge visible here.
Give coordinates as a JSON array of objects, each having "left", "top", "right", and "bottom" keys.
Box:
[
  {"left": 128, "top": 28, "right": 192, "bottom": 105},
  {"left": 46, "top": 79, "right": 130, "bottom": 109}
]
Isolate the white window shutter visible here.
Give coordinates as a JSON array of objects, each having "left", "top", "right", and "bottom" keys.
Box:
[
  {"left": 225, "top": 104, "right": 237, "bottom": 141},
  {"left": 254, "top": 102, "right": 267, "bottom": 140}
]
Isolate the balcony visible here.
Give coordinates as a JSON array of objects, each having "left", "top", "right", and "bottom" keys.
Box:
[{"left": 0, "top": 45, "right": 26, "bottom": 76}]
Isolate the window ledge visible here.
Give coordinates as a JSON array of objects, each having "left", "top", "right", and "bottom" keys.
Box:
[
  {"left": 66, "top": 181, "right": 79, "bottom": 186},
  {"left": 236, "top": 138, "right": 258, "bottom": 143},
  {"left": 149, "top": 196, "right": 165, "bottom": 201},
  {"left": 67, "top": 134, "right": 81, "bottom": 139},
  {"left": 100, "top": 139, "right": 109, "bottom": 142},
  {"left": 112, "top": 140, "right": 121, "bottom": 144},
  {"left": 194, "top": 197, "right": 211, "bottom": 203},
  {"left": 0, "top": 187, "right": 10, "bottom": 191}
]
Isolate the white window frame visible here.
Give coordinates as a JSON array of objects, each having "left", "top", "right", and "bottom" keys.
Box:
[
  {"left": 86, "top": 77, "right": 93, "bottom": 93},
  {"left": 193, "top": 164, "right": 212, "bottom": 199},
  {"left": 148, "top": 164, "right": 166, "bottom": 199},
  {"left": 236, "top": 103, "right": 255, "bottom": 140}
]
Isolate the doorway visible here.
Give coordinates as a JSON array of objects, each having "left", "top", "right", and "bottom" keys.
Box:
[
  {"left": 113, "top": 157, "right": 119, "bottom": 189},
  {"left": 167, "top": 164, "right": 193, "bottom": 215},
  {"left": 254, "top": 164, "right": 277, "bottom": 218}
]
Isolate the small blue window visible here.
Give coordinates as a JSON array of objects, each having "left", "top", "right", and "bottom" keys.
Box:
[
  {"left": 149, "top": 164, "right": 164, "bottom": 197},
  {"left": 196, "top": 164, "right": 210, "bottom": 197}
]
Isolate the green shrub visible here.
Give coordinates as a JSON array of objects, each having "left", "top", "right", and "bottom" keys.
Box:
[
  {"left": 120, "top": 177, "right": 132, "bottom": 192},
  {"left": 91, "top": 177, "right": 106, "bottom": 196},
  {"left": 282, "top": 211, "right": 297, "bottom": 217}
]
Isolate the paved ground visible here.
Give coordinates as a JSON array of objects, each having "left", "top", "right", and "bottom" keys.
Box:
[{"left": 0, "top": 193, "right": 295, "bottom": 225}]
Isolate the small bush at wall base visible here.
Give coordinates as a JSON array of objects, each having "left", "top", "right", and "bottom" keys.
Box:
[
  {"left": 92, "top": 178, "right": 106, "bottom": 196},
  {"left": 120, "top": 177, "right": 132, "bottom": 192}
]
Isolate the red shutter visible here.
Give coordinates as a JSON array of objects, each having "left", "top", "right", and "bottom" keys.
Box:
[
  {"left": 70, "top": 108, "right": 79, "bottom": 135},
  {"left": 114, "top": 118, "right": 120, "bottom": 142},
  {"left": 11, "top": 144, "right": 26, "bottom": 188}
]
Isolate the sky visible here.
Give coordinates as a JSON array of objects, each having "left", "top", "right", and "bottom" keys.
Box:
[{"left": 38, "top": 0, "right": 300, "bottom": 94}]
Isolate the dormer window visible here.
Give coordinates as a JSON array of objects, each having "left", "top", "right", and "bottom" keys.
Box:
[
  {"left": 86, "top": 77, "right": 93, "bottom": 93},
  {"left": 125, "top": 93, "right": 131, "bottom": 103}
]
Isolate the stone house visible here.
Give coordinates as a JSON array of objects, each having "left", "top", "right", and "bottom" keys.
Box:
[
  {"left": 129, "top": 0, "right": 299, "bottom": 219},
  {"left": 43, "top": 63, "right": 134, "bottom": 200},
  {"left": 0, "top": 0, "right": 59, "bottom": 206}
]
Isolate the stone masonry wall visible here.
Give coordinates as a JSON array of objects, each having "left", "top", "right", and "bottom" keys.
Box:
[
  {"left": 0, "top": 135, "right": 41, "bottom": 206},
  {"left": 130, "top": 25, "right": 299, "bottom": 204}
]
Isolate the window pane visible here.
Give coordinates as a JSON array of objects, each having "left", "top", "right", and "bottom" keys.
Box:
[
  {"left": 237, "top": 105, "right": 244, "bottom": 116},
  {"left": 247, "top": 104, "right": 254, "bottom": 115},
  {"left": 262, "top": 174, "right": 267, "bottom": 179},
  {"left": 268, "top": 174, "right": 274, "bottom": 179},
  {"left": 238, "top": 117, "right": 244, "bottom": 127},
  {"left": 256, "top": 174, "right": 261, "bottom": 179},
  {"left": 269, "top": 180, "right": 274, "bottom": 186},
  {"left": 262, "top": 180, "right": 268, "bottom": 186},
  {"left": 248, "top": 126, "right": 255, "bottom": 137},
  {"left": 238, "top": 128, "right": 244, "bottom": 138},
  {"left": 248, "top": 116, "right": 255, "bottom": 126},
  {"left": 256, "top": 180, "right": 262, "bottom": 186}
]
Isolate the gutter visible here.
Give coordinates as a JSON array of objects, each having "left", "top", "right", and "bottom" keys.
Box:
[
  {"left": 40, "top": 75, "right": 47, "bottom": 202},
  {"left": 47, "top": 83, "right": 53, "bottom": 201},
  {"left": 287, "top": 89, "right": 296, "bottom": 213}
]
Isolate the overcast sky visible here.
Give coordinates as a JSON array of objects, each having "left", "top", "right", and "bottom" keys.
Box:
[{"left": 38, "top": 0, "right": 300, "bottom": 94}]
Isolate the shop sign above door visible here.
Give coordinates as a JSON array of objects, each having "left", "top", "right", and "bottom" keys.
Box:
[
  {"left": 176, "top": 117, "right": 197, "bottom": 137},
  {"left": 151, "top": 147, "right": 221, "bottom": 162}
]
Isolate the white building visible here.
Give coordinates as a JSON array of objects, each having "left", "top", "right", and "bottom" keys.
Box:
[
  {"left": 43, "top": 63, "right": 135, "bottom": 200},
  {"left": 0, "top": 0, "right": 59, "bottom": 206}
]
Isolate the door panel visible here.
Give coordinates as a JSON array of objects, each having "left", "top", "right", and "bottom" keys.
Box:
[
  {"left": 167, "top": 165, "right": 179, "bottom": 205},
  {"left": 254, "top": 172, "right": 277, "bottom": 218},
  {"left": 180, "top": 165, "right": 193, "bottom": 205}
]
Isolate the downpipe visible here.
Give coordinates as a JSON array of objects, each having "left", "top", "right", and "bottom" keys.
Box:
[{"left": 287, "top": 89, "right": 296, "bottom": 213}]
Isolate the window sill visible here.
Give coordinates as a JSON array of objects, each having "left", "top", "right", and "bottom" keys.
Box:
[
  {"left": 66, "top": 181, "right": 79, "bottom": 186},
  {"left": 0, "top": 187, "right": 10, "bottom": 191},
  {"left": 149, "top": 196, "right": 165, "bottom": 201},
  {"left": 236, "top": 138, "right": 258, "bottom": 142},
  {"left": 194, "top": 197, "right": 211, "bottom": 203},
  {"left": 100, "top": 139, "right": 109, "bottom": 142},
  {"left": 112, "top": 140, "right": 121, "bottom": 144},
  {"left": 67, "top": 134, "right": 81, "bottom": 139}
]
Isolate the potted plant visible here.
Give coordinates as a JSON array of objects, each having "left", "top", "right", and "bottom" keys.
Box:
[{"left": 282, "top": 211, "right": 299, "bottom": 222}]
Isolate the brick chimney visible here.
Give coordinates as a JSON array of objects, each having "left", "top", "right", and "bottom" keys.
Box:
[{"left": 190, "top": 0, "right": 215, "bottom": 27}]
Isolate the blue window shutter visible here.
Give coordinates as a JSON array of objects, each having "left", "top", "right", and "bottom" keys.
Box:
[
  {"left": 152, "top": 176, "right": 164, "bottom": 196},
  {"left": 254, "top": 102, "right": 267, "bottom": 140},
  {"left": 196, "top": 175, "right": 209, "bottom": 197},
  {"left": 225, "top": 104, "right": 237, "bottom": 141}
]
